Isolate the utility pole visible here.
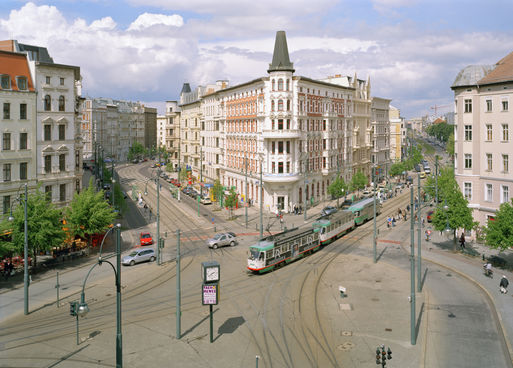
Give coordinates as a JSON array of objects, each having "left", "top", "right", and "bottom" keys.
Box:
[
  {"left": 304, "top": 155, "right": 308, "bottom": 222},
  {"left": 157, "top": 149, "right": 161, "bottom": 265},
  {"left": 410, "top": 186, "right": 416, "bottom": 345},
  {"left": 373, "top": 166, "right": 377, "bottom": 263},
  {"left": 176, "top": 229, "right": 181, "bottom": 339},
  {"left": 245, "top": 155, "right": 248, "bottom": 228},
  {"left": 435, "top": 155, "right": 439, "bottom": 204},
  {"left": 200, "top": 146, "right": 203, "bottom": 197},
  {"left": 259, "top": 157, "right": 263, "bottom": 238},
  {"left": 417, "top": 174, "right": 422, "bottom": 292}
]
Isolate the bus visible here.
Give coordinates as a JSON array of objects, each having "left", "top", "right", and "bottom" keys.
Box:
[
  {"left": 247, "top": 227, "right": 320, "bottom": 273},
  {"left": 348, "top": 198, "right": 381, "bottom": 225},
  {"left": 313, "top": 210, "right": 355, "bottom": 245}
]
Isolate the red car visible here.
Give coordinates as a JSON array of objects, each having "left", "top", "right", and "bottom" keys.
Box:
[{"left": 140, "top": 232, "right": 153, "bottom": 246}]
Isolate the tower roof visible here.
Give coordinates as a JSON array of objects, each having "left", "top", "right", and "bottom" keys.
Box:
[
  {"left": 180, "top": 83, "right": 191, "bottom": 94},
  {"left": 268, "top": 31, "right": 294, "bottom": 74}
]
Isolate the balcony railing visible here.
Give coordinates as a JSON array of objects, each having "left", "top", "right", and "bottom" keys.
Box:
[{"left": 262, "top": 129, "right": 301, "bottom": 139}]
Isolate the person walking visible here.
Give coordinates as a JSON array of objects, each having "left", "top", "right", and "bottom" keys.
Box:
[
  {"left": 459, "top": 232, "right": 466, "bottom": 249},
  {"left": 500, "top": 275, "right": 509, "bottom": 294}
]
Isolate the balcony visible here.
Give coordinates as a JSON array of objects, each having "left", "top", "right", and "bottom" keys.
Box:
[
  {"left": 262, "top": 129, "right": 301, "bottom": 139},
  {"left": 263, "top": 172, "right": 301, "bottom": 183}
]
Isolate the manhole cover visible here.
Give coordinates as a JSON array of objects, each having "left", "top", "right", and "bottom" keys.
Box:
[
  {"left": 341, "top": 331, "right": 353, "bottom": 336},
  {"left": 338, "top": 342, "right": 355, "bottom": 351}
]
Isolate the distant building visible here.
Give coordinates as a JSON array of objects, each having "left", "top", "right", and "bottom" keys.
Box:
[
  {"left": 451, "top": 51, "right": 513, "bottom": 230},
  {"left": 371, "top": 97, "right": 391, "bottom": 181},
  {"left": 389, "top": 105, "right": 405, "bottom": 162}
]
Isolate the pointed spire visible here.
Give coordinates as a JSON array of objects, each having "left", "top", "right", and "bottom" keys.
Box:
[
  {"left": 180, "top": 83, "right": 191, "bottom": 94},
  {"left": 268, "top": 31, "right": 295, "bottom": 73}
]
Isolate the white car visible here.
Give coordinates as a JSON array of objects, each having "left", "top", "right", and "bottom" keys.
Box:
[
  {"left": 207, "top": 232, "right": 237, "bottom": 249},
  {"left": 122, "top": 248, "right": 156, "bottom": 266}
]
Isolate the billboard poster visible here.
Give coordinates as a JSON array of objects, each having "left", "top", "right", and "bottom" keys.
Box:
[{"left": 202, "top": 283, "right": 218, "bottom": 305}]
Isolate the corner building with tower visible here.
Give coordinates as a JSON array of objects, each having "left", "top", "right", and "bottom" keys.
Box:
[{"left": 180, "top": 31, "right": 380, "bottom": 214}]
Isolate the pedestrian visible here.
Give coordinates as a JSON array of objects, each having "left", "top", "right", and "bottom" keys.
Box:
[
  {"left": 392, "top": 217, "right": 396, "bottom": 227},
  {"left": 3, "top": 259, "right": 9, "bottom": 281},
  {"left": 422, "top": 217, "right": 425, "bottom": 227},
  {"left": 406, "top": 204, "right": 410, "bottom": 212},
  {"left": 459, "top": 232, "right": 466, "bottom": 249},
  {"left": 500, "top": 275, "right": 509, "bottom": 294}
]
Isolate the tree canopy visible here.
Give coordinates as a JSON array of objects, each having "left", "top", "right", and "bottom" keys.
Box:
[
  {"left": 328, "top": 177, "right": 348, "bottom": 207},
  {"left": 224, "top": 187, "right": 238, "bottom": 220},
  {"left": 426, "top": 122, "right": 453, "bottom": 143},
  {"left": 350, "top": 170, "right": 368, "bottom": 193},
  {"left": 485, "top": 200, "right": 513, "bottom": 251}
]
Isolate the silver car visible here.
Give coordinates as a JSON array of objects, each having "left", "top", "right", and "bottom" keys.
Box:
[
  {"left": 207, "top": 232, "right": 237, "bottom": 249},
  {"left": 122, "top": 248, "right": 156, "bottom": 266}
]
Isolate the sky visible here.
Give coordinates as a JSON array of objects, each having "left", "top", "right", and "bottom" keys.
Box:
[{"left": 1, "top": 0, "right": 513, "bottom": 119}]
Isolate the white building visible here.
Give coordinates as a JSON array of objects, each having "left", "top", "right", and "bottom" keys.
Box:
[
  {"left": 371, "top": 97, "right": 391, "bottom": 180},
  {"left": 0, "top": 50, "right": 37, "bottom": 214}
]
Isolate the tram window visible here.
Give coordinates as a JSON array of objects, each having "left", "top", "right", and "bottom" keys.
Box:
[
  {"left": 259, "top": 252, "right": 264, "bottom": 261},
  {"left": 355, "top": 211, "right": 360, "bottom": 216},
  {"left": 321, "top": 228, "right": 326, "bottom": 234}
]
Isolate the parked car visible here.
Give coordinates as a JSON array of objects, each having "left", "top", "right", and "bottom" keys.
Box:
[
  {"left": 122, "top": 248, "right": 156, "bottom": 266},
  {"left": 139, "top": 232, "right": 153, "bottom": 246},
  {"left": 361, "top": 190, "right": 372, "bottom": 198},
  {"left": 207, "top": 232, "right": 237, "bottom": 249},
  {"left": 424, "top": 167, "right": 431, "bottom": 174},
  {"left": 321, "top": 206, "right": 338, "bottom": 217},
  {"left": 414, "top": 164, "right": 422, "bottom": 172},
  {"left": 427, "top": 210, "right": 434, "bottom": 222},
  {"left": 419, "top": 172, "right": 426, "bottom": 179},
  {"left": 200, "top": 196, "right": 212, "bottom": 205}
]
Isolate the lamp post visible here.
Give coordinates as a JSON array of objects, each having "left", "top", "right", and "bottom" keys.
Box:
[
  {"left": 410, "top": 186, "right": 416, "bottom": 346},
  {"left": 78, "top": 224, "right": 122, "bottom": 367},
  {"left": 302, "top": 153, "right": 308, "bottom": 222},
  {"left": 259, "top": 154, "right": 264, "bottom": 238},
  {"left": 372, "top": 165, "right": 377, "bottom": 263},
  {"left": 244, "top": 155, "right": 248, "bottom": 229},
  {"left": 144, "top": 171, "right": 161, "bottom": 265},
  {"left": 9, "top": 183, "right": 29, "bottom": 315}
]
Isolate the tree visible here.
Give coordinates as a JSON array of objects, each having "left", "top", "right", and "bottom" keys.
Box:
[
  {"left": 350, "top": 170, "right": 367, "bottom": 197},
  {"left": 127, "top": 142, "right": 145, "bottom": 161},
  {"left": 65, "top": 178, "right": 117, "bottom": 250},
  {"left": 224, "top": 188, "right": 238, "bottom": 220},
  {"left": 0, "top": 221, "right": 16, "bottom": 258},
  {"left": 212, "top": 179, "right": 224, "bottom": 208},
  {"left": 10, "top": 189, "right": 66, "bottom": 267},
  {"left": 446, "top": 132, "right": 455, "bottom": 157},
  {"left": 484, "top": 200, "right": 513, "bottom": 251},
  {"left": 328, "top": 177, "right": 348, "bottom": 207},
  {"left": 424, "top": 167, "right": 456, "bottom": 204},
  {"left": 389, "top": 162, "right": 405, "bottom": 178},
  {"left": 179, "top": 166, "right": 188, "bottom": 184}
]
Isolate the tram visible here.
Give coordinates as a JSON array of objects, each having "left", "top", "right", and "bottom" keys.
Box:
[
  {"left": 247, "top": 227, "right": 320, "bottom": 273},
  {"left": 348, "top": 198, "right": 381, "bottom": 225},
  {"left": 313, "top": 210, "right": 355, "bottom": 245}
]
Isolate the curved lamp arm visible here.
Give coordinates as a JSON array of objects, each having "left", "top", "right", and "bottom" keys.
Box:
[{"left": 98, "top": 223, "right": 121, "bottom": 262}]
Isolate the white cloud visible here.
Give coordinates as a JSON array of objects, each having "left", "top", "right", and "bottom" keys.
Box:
[
  {"left": 90, "top": 17, "right": 117, "bottom": 31},
  {"left": 128, "top": 13, "right": 184, "bottom": 31}
]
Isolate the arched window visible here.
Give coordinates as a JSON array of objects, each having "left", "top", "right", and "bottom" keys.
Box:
[
  {"left": 278, "top": 79, "right": 283, "bottom": 91},
  {"left": 286, "top": 100, "right": 290, "bottom": 111},
  {"left": 278, "top": 100, "right": 283, "bottom": 111},
  {"left": 286, "top": 79, "right": 290, "bottom": 91},
  {"left": 59, "top": 96, "right": 65, "bottom": 112},
  {"left": 44, "top": 95, "right": 51, "bottom": 111},
  {"left": 271, "top": 100, "right": 275, "bottom": 111},
  {"left": 272, "top": 79, "right": 275, "bottom": 91}
]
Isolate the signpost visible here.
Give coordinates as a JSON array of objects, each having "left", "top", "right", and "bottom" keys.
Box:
[{"left": 201, "top": 261, "right": 220, "bottom": 343}]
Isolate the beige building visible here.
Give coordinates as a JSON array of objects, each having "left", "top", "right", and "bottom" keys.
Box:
[
  {"left": 389, "top": 105, "right": 405, "bottom": 162},
  {"left": 164, "top": 101, "right": 180, "bottom": 170},
  {"left": 451, "top": 52, "right": 513, "bottom": 228},
  {"left": 371, "top": 97, "right": 391, "bottom": 180}
]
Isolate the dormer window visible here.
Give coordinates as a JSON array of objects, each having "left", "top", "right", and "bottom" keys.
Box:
[
  {"left": 16, "top": 76, "right": 27, "bottom": 91},
  {"left": 1, "top": 75, "right": 10, "bottom": 89}
]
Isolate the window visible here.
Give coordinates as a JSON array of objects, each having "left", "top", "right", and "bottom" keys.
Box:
[
  {"left": 286, "top": 79, "right": 290, "bottom": 91},
  {"left": 60, "top": 77, "right": 64, "bottom": 86},
  {"left": 464, "top": 153, "right": 472, "bottom": 169},
  {"left": 59, "top": 184, "right": 66, "bottom": 202},
  {"left": 502, "top": 124, "right": 509, "bottom": 141},
  {"left": 44, "top": 125, "right": 51, "bottom": 141},
  {"left": 45, "top": 185, "right": 52, "bottom": 201},
  {"left": 502, "top": 100, "right": 509, "bottom": 111},
  {"left": 1, "top": 75, "right": 10, "bottom": 89},
  {"left": 2, "top": 133, "right": 11, "bottom": 150},
  {"left": 486, "top": 124, "right": 492, "bottom": 141},
  {"left": 278, "top": 79, "right": 283, "bottom": 91},
  {"left": 3, "top": 163, "right": 11, "bottom": 182},
  {"left": 3, "top": 103, "right": 10, "bottom": 119},
  {"left": 485, "top": 184, "right": 493, "bottom": 202},
  {"left": 464, "top": 99, "right": 472, "bottom": 113},
  {"left": 286, "top": 141, "right": 290, "bottom": 153},
  {"left": 20, "top": 103, "right": 27, "bottom": 120},
  {"left": 59, "top": 154, "right": 65, "bottom": 171},
  {"left": 487, "top": 153, "right": 492, "bottom": 171},
  {"left": 278, "top": 100, "right": 283, "bottom": 111},
  {"left": 464, "top": 125, "right": 472, "bottom": 141},
  {"left": 503, "top": 154, "right": 509, "bottom": 173},
  {"left": 44, "top": 155, "right": 51, "bottom": 173},
  {"left": 278, "top": 141, "right": 283, "bottom": 154},
  {"left": 3, "top": 195, "right": 10, "bottom": 215},
  {"left": 271, "top": 141, "right": 275, "bottom": 154},
  {"left": 278, "top": 161, "right": 284, "bottom": 173},
  {"left": 20, "top": 132, "right": 27, "bottom": 149},
  {"left": 16, "top": 76, "right": 27, "bottom": 90},
  {"left": 486, "top": 99, "right": 492, "bottom": 112},
  {"left": 58, "top": 96, "right": 65, "bottom": 111},
  {"left": 19, "top": 162, "right": 27, "bottom": 180},
  {"left": 272, "top": 161, "right": 275, "bottom": 173},
  {"left": 45, "top": 76, "right": 51, "bottom": 84},
  {"left": 502, "top": 185, "right": 509, "bottom": 204},
  {"left": 464, "top": 182, "right": 472, "bottom": 200},
  {"left": 44, "top": 95, "right": 51, "bottom": 111},
  {"left": 58, "top": 124, "right": 65, "bottom": 140}
]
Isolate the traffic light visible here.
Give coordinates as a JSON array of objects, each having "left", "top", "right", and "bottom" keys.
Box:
[
  {"left": 387, "top": 347, "right": 392, "bottom": 360},
  {"left": 69, "top": 301, "right": 78, "bottom": 316},
  {"left": 376, "top": 348, "right": 381, "bottom": 365}
]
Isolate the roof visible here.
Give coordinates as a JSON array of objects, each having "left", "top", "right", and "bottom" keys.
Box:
[
  {"left": 348, "top": 198, "right": 375, "bottom": 211},
  {"left": 478, "top": 51, "right": 513, "bottom": 86},
  {"left": 180, "top": 83, "right": 191, "bottom": 94},
  {"left": 0, "top": 50, "right": 35, "bottom": 92},
  {"left": 451, "top": 64, "right": 495, "bottom": 88},
  {"left": 268, "top": 31, "right": 295, "bottom": 73}
]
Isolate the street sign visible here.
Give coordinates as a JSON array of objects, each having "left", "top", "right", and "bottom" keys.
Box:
[{"left": 202, "top": 283, "right": 219, "bottom": 305}]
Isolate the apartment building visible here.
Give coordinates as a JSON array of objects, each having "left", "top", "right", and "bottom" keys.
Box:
[
  {"left": 389, "top": 105, "right": 405, "bottom": 162},
  {"left": 451, "top": 52, "right": 513, "bottom": 228},
  {"left": 164, "top": 101, "right": 181, "bottom": 170},
  {"left": 371, "top": 97, "right": 391, "bottom": 180},
  {"left": 0, "top": 50, "right": 37, "bottom": 215}
]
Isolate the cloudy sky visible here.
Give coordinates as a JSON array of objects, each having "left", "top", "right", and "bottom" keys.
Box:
[{"left": 1, "top": 0, "right": 512, "bottom": 118}]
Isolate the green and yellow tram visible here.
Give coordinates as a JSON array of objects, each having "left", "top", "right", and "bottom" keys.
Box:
[{"left": 348, "top": 198, "right": 381, "bottom": 225}]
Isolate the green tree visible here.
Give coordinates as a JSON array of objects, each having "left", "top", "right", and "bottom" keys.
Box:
[
  {"left": 328, "top": 177, "right": 348, "bottom": 207},
  {"left": 213, "top": 179, "right": 224, "bottom": 208},
  {"left": 127, "top": 142, "right": 145, "bottom": 161},
  {"left": 484, "top": 200, "right": 513, "bottom": 251},
  {"left": 9, "top": 189, "right": 66, "bottom": 267},
  {"left": 179, "top": 166, "right": 188, "bottom": 184},
  {"left": 350, "top": 170, "right": 368, "bottom": 197},
  {"left": 65, "top": 178, "right": 117, "bottom": 250},
  {"left": 446, "top": 132, "right": 455, "bottom": 157},
  {"left": 424, "top": 167, "right": 456, "bottom": 204},
  {"left": 224, "top": 188, "right": 238, "bottom": 220},
  {"left": 389, "top": 162, "right": 405, "bottom": 177},
  {"left": 0, "top": 220, "right": 16, "bottom": 258}
]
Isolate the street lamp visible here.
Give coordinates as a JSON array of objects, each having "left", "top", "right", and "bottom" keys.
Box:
[
  {"left": 259, "top": 153, "right": 264, "bottom": 238},
  {"left": 144, "top": 171, "right": 161, "bottom": 265},
  {"left": 372, "top": 165, "right": 377, "bottom": 263},
  {"left": 409, "top": 185, "right": 416, "bottom": 346},
  {"left": 8, "top": 183, "right": 29, "bottom": 315},
  {"left": 79, "top": 223, "right": 122, "bottom": 366},
  {"left": 301, "top": 152, "right": 309, "bottom": 222}
]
